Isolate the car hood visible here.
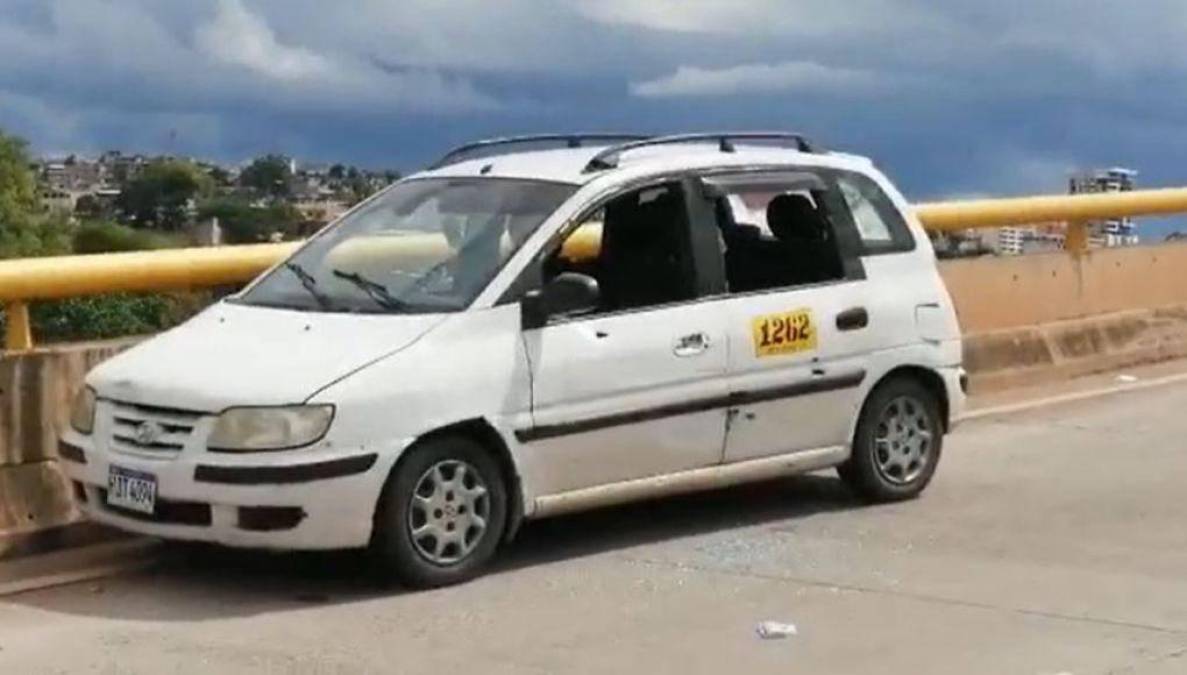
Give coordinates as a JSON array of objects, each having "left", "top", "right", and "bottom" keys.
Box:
[{"left": 88, "top": 301, "right": 446, "bottom": 412}]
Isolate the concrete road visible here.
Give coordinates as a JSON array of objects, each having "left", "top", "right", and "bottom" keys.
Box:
[{"left": 2, "top": 383, "right": 1187, "bottom": 674}]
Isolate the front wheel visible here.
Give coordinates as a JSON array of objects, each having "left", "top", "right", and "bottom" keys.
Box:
[
  {"left": 371, "top": 436, "right": 507, "bottom": 588},
  {"left": 838, "top": 377, "right": 943, "bottom": 502}
]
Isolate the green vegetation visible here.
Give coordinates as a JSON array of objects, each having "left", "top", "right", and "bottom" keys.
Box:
[
  {"left": 0, "top": 211, "right": 73, "bottom": 258},
  {"left": 0, "top": 131, "right": 72, "bottom": 258},
  {"left": 0, "top": 131, "right": 38, "bottom": 216},
  {"left": 73, "top": 220, "right": 183, "bottom": 254},
  {"left": 28, "top": 293, "right": 210, "bottom": 344}
]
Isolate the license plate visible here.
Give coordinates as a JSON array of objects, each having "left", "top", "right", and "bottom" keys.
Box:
[{"left": 107, "top": 465, "right": 157, "bottom": 515}]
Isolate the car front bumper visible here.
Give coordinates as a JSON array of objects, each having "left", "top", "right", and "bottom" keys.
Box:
[{"left": 57, "top": 431, "right": 400, "bottom": 550}]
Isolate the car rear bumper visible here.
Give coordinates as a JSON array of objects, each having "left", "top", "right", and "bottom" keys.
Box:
[
  {"left": 939, "top": 365, "right": 968, "bottom": 431},
  {"left": 57, "top": 432, "right": 399, "bottom": 550}
]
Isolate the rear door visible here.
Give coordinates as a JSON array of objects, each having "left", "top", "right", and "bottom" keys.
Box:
[{"left": 703, "top": 170, "right": 875, "bottom": 463}]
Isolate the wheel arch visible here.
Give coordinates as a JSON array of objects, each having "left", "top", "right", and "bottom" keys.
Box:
[
  {"left": 862, "top": 365, "right": 950, "bottom": 433},
  {"left": 393, "top": 417, "right": 526, "bottom": 544}
]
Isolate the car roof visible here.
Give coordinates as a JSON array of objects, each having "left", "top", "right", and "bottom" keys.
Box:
[{"left": 413, "top": 143, "right": 876, "bottom": 186}]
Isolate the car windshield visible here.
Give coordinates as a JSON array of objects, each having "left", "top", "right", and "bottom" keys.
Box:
[{"left": 236, "top": 178, "right": 576, "bottom": 314}]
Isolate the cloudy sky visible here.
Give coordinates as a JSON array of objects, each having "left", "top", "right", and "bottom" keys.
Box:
[{"left": 3, "top": 0, "right": 1187, "bottom": 231}]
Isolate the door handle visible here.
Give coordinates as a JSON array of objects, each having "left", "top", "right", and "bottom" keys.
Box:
[
  {"left": 836, "top": 307, "right": 869, "bottom": 332},
  {"left": 673, "top": 332, "right": 711, "bottom": 357}
]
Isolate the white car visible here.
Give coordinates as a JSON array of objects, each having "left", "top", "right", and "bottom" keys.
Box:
[{"left": 60, "top": 133, "right": 966, "bottom": 587}]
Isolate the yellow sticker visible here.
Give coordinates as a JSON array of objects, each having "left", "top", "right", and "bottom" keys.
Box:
[{"left": 752, "top": 309, "right": 817, "bottom": 357}]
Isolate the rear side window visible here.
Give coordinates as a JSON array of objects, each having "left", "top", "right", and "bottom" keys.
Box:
[
  {"left": 707, "top": 174, "right": 850, "bottom": 294},
  {"left": 834, "top": 172, "right": 915, "bottom": 255}
]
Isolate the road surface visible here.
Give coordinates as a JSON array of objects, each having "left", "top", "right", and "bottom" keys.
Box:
[{"left": 2, "top": 382, "right": 1186, "bottom": 674}]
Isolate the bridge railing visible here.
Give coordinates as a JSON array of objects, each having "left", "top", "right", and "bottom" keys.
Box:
[{"left": 4, "top": 187, "right": 1187, "bottom": 351}]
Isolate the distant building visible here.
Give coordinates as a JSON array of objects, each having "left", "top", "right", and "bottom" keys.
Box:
[
  {"left": 294, "top": 198, "right": 350, "bottom": 224},
  {"left": 42, "top": 157, "right": 105, "bottom": 192},
  {"left": 40, "top": 187, "right": 77, "bottom": 213},
  {"left": 992, "top": 225, "right": 1065, "bottom": 256},
  {"left": 97, "top": 151, "right": 147, "bottom": 185},
  {"left": 996, "top": 226, "right": 1028, "bottom": 256},
  {"left": 1069, "top": 168, "right": 1140, "bottom": 248}
]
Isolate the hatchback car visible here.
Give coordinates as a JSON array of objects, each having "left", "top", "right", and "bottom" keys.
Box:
[{"left": 60, "top": 133, "right": 965, "bottom": 587}]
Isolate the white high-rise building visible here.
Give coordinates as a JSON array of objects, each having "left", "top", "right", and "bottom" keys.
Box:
[
  {"left": 996, "top": 226, "right": 1029, "bottom": 255},
  {"left": 1069, "top": 168, "right": 1140, "bottom": 248}
]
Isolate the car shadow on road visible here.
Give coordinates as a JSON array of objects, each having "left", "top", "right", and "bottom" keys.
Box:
[{"left": 1, "top": 473, "right": 866, "bottom": 622}]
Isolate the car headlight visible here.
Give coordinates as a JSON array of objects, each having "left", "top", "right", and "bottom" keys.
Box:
[
  {"left": 207, "top": 405, "right": 334, "bottom": 452},
  {"left": 70, "top": 387, "right": 97, "bottom": 434}
]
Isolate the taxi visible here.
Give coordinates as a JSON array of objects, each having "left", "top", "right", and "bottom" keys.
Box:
[{"left": 59, "top": 133, "right": 965, "bottom": 587}]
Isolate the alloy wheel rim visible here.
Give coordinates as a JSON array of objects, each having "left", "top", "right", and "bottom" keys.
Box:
[
  {"left": 407, "top": 459, "right": 490, "bottom": 565},
  {"left": 873, "top": 395, "right": 933, "bottom": 485}
]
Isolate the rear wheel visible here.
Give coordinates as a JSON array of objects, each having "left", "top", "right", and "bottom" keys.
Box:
[
  {"left": 838, "top": 377, "right": 943, "bottom": 502},
  {"left": 371, "top": 435, "right": 507, "bottom": 588}
]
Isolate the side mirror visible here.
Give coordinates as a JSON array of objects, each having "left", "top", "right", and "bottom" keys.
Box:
[{"left": 521, "top": 272, "right": 600, "bottom": 329}]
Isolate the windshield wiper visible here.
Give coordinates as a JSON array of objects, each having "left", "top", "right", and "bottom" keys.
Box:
[
  {"left": 331, "top": 269, "right": 406, "bottom": 311},
  {"left": 283, "top": 262, "right": 334, "bottom": 310}
]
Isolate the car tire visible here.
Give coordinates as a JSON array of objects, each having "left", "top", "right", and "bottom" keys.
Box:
[
  {"left": 371, "top": 435, "right": 507, "bottom": 589},
  {"left": 838, "top": 376, "right": 943, "bottom": 503}
]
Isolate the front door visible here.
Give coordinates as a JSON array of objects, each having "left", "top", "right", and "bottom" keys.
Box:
[{"left": 516, "top": 181, "right": 729, "bottom": 496}]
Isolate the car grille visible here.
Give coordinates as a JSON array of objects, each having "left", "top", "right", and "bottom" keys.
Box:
[{"left": 109, "top": 400, "right": 204, "bottom": 454}]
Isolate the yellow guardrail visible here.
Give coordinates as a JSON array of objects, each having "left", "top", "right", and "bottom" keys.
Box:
[
  {"left": 4, "top": 187, "right": 1187, "bottom": 351},
  {"left": 914, "top": 187, "right": 1187, "bottom": 231},
  {"left": 0, "top": 243, "right": 298, "bottom": 351}
]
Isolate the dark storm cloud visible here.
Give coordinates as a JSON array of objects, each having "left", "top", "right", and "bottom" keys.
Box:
[{"left": 3, "top": 0, "right": 1187, "bottom": 236}]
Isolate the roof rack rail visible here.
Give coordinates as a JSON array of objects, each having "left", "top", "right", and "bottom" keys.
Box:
[
  {"left": 429, "top": 134, "right": 652, "bottom": 170},
  {"left": 583, "top": 132, "right": 822, "bottom": 173}
]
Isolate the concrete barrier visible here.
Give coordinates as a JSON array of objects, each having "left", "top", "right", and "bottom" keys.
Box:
[
  {"left": 940, "top": 242, "right": 1187, "bottom": 333},
  {"left": 0, "top": 339, "right": 138, "bottom": 542},
  {"left": 961, "top": 307, "right": 1187, "bottom": 392},
  {"left": 941, "top": 241, "right": 1187, "bottom": 392}
]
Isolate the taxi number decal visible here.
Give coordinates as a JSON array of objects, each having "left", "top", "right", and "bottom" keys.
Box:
[{"left": 752, "top": 309, "right": 817, "bottom": 357}]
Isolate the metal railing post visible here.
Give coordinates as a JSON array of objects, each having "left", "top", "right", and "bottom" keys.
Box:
[
  {"left": 1065, "top": 220, "right": 1089, "bottom": 256},
  {"left": 4, "top": 301, "right": 33, "bottom": 352}
]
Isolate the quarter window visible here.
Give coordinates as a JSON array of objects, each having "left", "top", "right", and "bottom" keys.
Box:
[{"left": 834, "top": 172, "right": 915, "bottom": 254}]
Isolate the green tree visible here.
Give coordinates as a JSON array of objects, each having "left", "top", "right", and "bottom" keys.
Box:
[
  {"left": 115, "top": 160, "right": 213, "bottom": 229},
  {"left": 0, "top": 130, "right": 71, "bottom": 258},
  {"left": 0, "top": 130, "right": 39, "bottom": 221},
  {"left": 239, "top": 154, "right": 292, "bottom": 199},
  {"left": 0, "top": 211, "right": 73, "bottom": 258},
  {"left": 207, "top": 165, "right": 233, "bottom": 187}
]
